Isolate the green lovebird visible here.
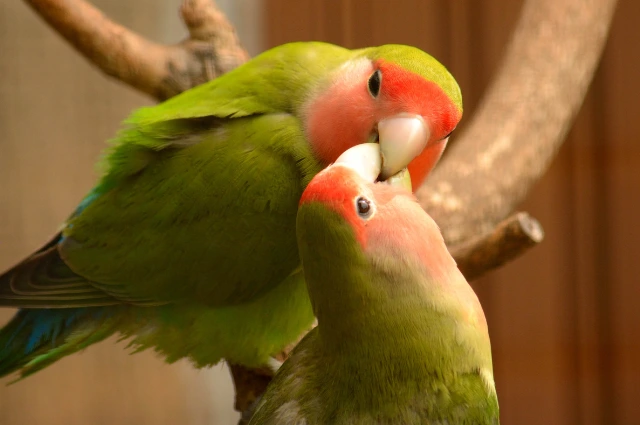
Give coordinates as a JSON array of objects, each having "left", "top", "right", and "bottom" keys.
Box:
[
  {"left": 0, "top": 41, "right": 462, "bottom": 379},
  {"left": 249, "top": 144, "right": 498, "bottom": 425}
]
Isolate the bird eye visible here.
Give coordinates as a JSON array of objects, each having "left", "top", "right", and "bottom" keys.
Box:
[
  {"left": 355, "top": 197, "right": 373, "bottom": 219},
  {"left": 367, "top": 70, "right": 382, "bottom": 98}
]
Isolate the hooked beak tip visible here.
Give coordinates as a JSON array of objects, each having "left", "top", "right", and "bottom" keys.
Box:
[
  {"left": 378, "top": 114, "right": 430, "bottom": 179},
  {"left": 334, "top": 142, "right": 381, "bottom": 183},
  {"left": 333, "top": 143, "right": 413, "bottom": 192}
]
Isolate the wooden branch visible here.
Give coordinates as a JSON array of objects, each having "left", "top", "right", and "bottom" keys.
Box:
[
  {"left": 417, "top": 0, "right": 618, "bottom": 246},
  {"left": 24, "top": 0, "right": 249, "bottom": 101},
  {"left": 450, "top": 212, "right": 544, "bottom": 281},
  {"left": 229, "top": 364, "right": 272, "bottom": 419}
]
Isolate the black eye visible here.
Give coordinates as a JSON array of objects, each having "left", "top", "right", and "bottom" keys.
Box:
[
  {"left": 356, "top": 197, "right": 373, "bottom": 219},
  {"left": 367, "top": 70, "right": 382, "bottom": 98}
]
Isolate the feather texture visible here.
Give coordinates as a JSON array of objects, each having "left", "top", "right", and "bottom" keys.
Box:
[
  {"left": 0, "top": 42, "right": 463, "bottom": 380},
  {"left": 250, "top": 166, "right": 498, "bottom": 424}
]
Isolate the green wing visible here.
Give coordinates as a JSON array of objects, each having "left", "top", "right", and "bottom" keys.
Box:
[
  {"left": 61, "top": 113, "right": 321, "bottom": 306},
  {"left": 122, "top": 41, "right": 352, "bottom": 127},
  {"left": 0, "top": 41, "right": 350, "bottom": 308}
]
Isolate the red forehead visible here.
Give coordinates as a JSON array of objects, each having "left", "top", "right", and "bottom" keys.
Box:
[
  {"left": 300, "top": 167, "right": 358, "bottom": 209},
  {"left": 300, "top": 166, "right": 368, "bottom": 246},
  {"left": 376, "top": 60, "right": 461, "bottom": 137}
]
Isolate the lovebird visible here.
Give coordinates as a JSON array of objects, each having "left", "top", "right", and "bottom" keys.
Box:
[
  {"left": 249, "top": 143, "right": 498, "bottom": 424},
  {"left": 0, "top": 41, "right": 462, "bottom": 379}
]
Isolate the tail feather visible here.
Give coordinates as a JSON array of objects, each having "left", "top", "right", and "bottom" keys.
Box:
[
  {"left": 0, "top": 242, "right": 120, "bottom": 308},
  {"left": 0, "top": 307, "right": 127, "bottom": 380}
]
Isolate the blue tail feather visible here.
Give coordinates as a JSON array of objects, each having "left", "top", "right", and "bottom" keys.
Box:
[{"left": 0, "top": 306, "right": 122, "bottom": 380}]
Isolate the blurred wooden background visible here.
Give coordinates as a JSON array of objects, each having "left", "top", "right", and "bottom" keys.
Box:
[
  {"left": 0, "top": 1, "right": 244, "bottom": 424},
  {"left": 1, "top": 1, "right": 639, "bottom": 424}
]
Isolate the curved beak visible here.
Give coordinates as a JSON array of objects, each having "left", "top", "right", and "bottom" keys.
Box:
[
  {"left": 334, "top": 143, "right": 412, "bottom": 191},
  {"left": 334, "top": 143, "right": 381, "bottom": 183},
  {"left": 377, "top": 114, "right": 430, "bottom": 180}
]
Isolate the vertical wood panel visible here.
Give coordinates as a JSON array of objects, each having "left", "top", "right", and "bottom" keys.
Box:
[
  {"left": 599, "top": 1, "right": 640, "bottom": 423},
  {"left": 343, "top": 0, "right": 375, "bottom": 48},
  {"left": 569, "top": 83, "right": 608, "bottom": 425}
]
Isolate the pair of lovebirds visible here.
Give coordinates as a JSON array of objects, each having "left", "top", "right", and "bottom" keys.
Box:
[{"left": 0, "top": 41, "right": 499, "bottom": 424}]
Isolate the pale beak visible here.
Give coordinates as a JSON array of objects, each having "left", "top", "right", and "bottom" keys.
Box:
[
  {"left": 377, "top": 114, "right": 430, "bottom": 180},
  {"left": 334, "top": 142, "right": 381, "bottom": 183},
  {"left": 383, "top": 168, "right": 412, "bottom": 192},
  {"left": 334, "top": 143, "right": 412, "bottom": 190}
]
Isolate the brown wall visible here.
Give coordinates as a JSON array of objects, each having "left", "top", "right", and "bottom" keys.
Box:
[{"left": 265, "top": 1, "right": 640, "bottom": 424}]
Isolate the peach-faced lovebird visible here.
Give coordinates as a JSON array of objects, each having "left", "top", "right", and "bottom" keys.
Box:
[
  {"left": 250, "top": 144, "right": 497, "bottom": 424},
  {"left": 0, "top": 42, "right": 462, "bottom": 379}
]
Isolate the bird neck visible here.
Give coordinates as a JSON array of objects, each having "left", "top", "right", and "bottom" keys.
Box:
[
  {"left": 318, "top": 295, "right": 465, "bottom": 379},
  {"left": 314, "top": 296, "right": 495, "bottom": 417},
  {"left": 313, "top": 262, "right": 495, "bottom": 403}
]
